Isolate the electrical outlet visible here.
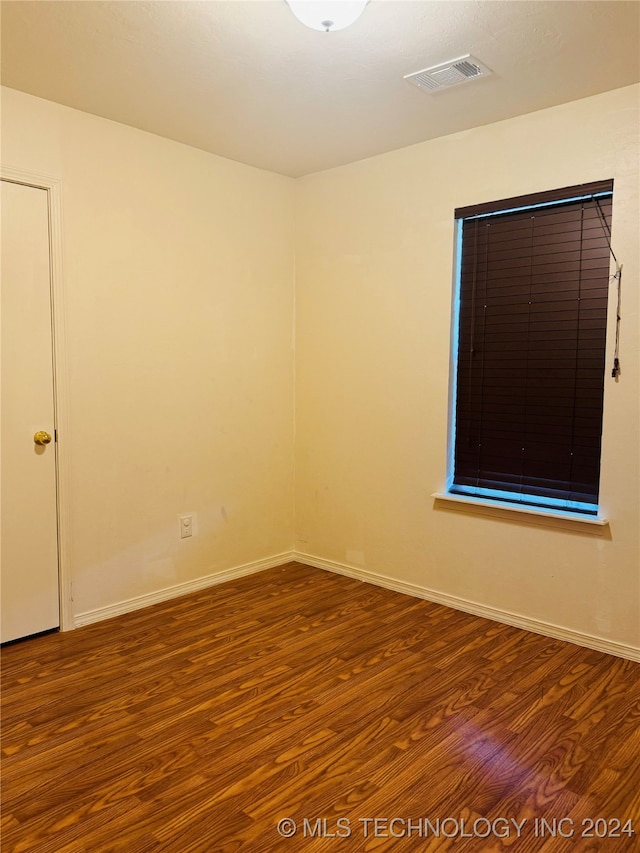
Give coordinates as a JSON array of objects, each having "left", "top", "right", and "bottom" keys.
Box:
[{"left": 179, "top": 515, "right": 193, "bottom": 539}]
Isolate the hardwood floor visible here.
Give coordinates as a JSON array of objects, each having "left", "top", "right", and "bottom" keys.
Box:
[{"left": 2, "top": 562, "right": 639, "bottom": 852}]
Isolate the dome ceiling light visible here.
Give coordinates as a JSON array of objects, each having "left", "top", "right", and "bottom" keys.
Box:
[{"left": 285, "top": 1, "right": 370, "bottom": 33}]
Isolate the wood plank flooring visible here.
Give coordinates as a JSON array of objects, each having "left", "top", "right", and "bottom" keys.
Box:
[{"left": 2, "top": 562, "right": 639, "bottom": 852}]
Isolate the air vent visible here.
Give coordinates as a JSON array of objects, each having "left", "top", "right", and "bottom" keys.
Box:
[{"left": 404, "top": 55, "right": 492, "bottom": 93}]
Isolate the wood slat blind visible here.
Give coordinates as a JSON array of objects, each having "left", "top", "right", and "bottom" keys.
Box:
[{"left": 452, "top": 183, "right": 613, "bottom": 511}]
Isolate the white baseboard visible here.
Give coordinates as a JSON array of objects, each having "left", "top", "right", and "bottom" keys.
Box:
[
  {"left": 73, "top": 551, "right": 296, "bottom": 628},
  {"left": 72, "top": 548, "right": 639, "bottom": 662},
  {"left": 294, "top": 551, "right": 640, "bottom": 663}
]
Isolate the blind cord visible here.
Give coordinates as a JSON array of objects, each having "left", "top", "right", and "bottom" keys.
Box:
[
  {"left": 593, "top": 196, "right": 622, "bottom": 379},
  {"left": 611, "top": 264, "right": 623, "bottom": 379}
]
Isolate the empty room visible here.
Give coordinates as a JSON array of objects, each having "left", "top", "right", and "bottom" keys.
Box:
[{"left": 1, "top": 1, "right": 639, "bottom": 851}]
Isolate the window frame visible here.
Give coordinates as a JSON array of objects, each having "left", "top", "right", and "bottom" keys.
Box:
[{"left": 444, "top": 181, "right": 614, "bottom": 522}]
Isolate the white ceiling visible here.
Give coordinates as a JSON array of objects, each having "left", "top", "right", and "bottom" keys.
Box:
[{"left": 1, "top": 0, "right": 639, "bottom": 177}]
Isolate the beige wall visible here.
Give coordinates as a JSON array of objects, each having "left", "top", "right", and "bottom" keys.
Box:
[
  {"left": 2, "top": 83, "right": 638, "bottom": 653},
  {"left": 1, "top": 87, "right": 296, "bottom": 619},
  {"left": 295, "top": 85, "right": 639, "bottom": 651}
]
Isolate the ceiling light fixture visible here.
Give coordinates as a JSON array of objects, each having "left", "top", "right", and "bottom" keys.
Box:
[{"left": 285, "top": 1, "right": 369, "bottom": 32}]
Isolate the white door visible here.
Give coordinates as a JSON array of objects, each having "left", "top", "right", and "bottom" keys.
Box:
[{"left": 1, "top": 179, "right": 60, "bottom": 643}]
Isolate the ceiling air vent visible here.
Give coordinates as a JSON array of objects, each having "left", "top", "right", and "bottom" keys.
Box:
[{"left": 404, "top": 55, "right": 492, "bottom": 93}]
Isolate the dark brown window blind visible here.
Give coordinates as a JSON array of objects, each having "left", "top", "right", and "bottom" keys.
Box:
[{"left": 452, "top": 182, "right": 613, "bottom": 512}]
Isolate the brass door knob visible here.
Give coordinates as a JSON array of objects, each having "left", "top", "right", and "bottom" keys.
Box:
[{"left": 34, "top": 430, "right": 52, "bottom": 446}]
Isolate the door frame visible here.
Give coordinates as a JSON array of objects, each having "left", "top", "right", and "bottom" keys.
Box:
[{"left": 1, "top": 166, "right": 73, "bottom": 631}]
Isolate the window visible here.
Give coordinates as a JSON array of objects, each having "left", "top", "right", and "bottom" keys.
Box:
[{"left": 449, "top": 181, "right": 614, "bottom": 516}]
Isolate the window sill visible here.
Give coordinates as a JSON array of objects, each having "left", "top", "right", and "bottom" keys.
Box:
[{"left": 432, "top": 492, "right": 609, "bottom": 527}]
